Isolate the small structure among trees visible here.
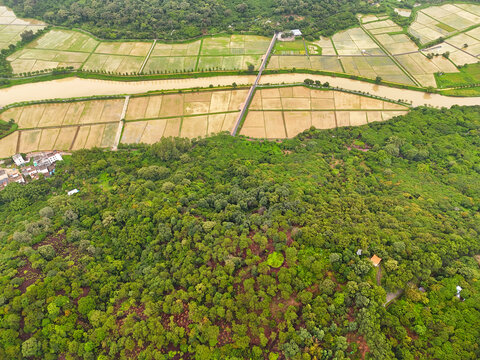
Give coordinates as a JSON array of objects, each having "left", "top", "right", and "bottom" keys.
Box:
[{"left": 370, "top": 255, "right": 382, "bottom": 267}]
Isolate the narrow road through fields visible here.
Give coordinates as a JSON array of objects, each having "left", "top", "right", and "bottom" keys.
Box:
[{"left": 231, "top": 33, "right": 277, "bottom": 135}]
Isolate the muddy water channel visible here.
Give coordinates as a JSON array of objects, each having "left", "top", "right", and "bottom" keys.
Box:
[{"left": 0, "top": 74, "right": 479, "bottom": 108}]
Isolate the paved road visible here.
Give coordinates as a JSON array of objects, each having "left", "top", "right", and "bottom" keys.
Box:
[{"left": 231, "top": 33, "right": 277, "bottom": 135}]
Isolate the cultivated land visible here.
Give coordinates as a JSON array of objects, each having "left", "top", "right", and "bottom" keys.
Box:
[
  {"left": 409, "top": 3, "right": 480, "bottom": 45},
  {"left": 0, "top": 5, "right": 45, "bottom": 50},
  {"left": 7, "top": 31, "right": 271, "bottom": 75},
  {"left": 0, "top": 86, "right": 412, "bottom": 155},
  {"left": 240, "top": 86, "right": 408, "bottom": 138}
]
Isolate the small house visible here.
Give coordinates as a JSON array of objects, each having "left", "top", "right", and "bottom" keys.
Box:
[
  {"left": 12, "top": 154, "right": 26, "bottom": 166},
  {"left": 370, "top": 255, "right": 382, "bottom": 267},
  {"left": 291, "top": 29, "right": 302, "bottom": 37}
]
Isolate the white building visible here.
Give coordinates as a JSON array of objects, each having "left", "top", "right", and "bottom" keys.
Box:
[
  {"left": 12, "top": 154, "right": 26, "bottom": 166},
  {"left": 68, "top": 189, "right": 79, "bottom": 196},
  {"left": 291, "top": 29, "right": 302, "bottom": 37}
]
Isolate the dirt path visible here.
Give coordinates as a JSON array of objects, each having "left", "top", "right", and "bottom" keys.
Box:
[{"left": 1, "top": 73, "right": 479, "bottom": 108}]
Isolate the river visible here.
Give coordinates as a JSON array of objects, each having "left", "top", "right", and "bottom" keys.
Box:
[{"left": 0, "top": 74, "right": 479, "bottom": 108}]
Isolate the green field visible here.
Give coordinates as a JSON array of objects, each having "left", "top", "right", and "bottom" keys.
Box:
[
  {"left": 7, "top": 30, "right": 271, "bottom": 74},
  {"left": 273, "top": 40, "right": 306, "bottom": 55},
  {"left": 435, "top": 63, "right": 480, "bottom": 88}
]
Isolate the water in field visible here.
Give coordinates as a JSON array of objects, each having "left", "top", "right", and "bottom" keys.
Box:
[{"left": 0, "top": 74, "right": 479, "bottom": 108}]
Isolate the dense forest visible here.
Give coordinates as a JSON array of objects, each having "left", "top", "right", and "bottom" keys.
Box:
[
  {"left": 0, "top": 106, "right": 480, "bottom": 359},
  {"left": 1, "top": 0, "right": 380, "bottom": 39}
]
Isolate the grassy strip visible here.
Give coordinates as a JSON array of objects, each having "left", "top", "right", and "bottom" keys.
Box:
[{"left": 439, "top": 86, "right": 480, "bottom": 96}]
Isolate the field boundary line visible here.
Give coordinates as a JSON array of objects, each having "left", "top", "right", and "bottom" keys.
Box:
[
  {"left": 80, "top": 41, "right": 101, "bottom": 70},
  {"left": 70, "top": 126, "right": 80, "bottom": 150},
  {"left": 124, "top": 110, "right": 240, "bottom": 123},
  {"left": 112, "top": 96, "right": 130, "bottom": 150},
  {"left": 16, "top": 131, "right": 21, "bottom": 153},
  {"left": 195, "top": 39, "right": 204, "bottom": 71},
  {"left": 444, "top": 40, "right": 479, "bottom": 59},
  {"left": 139, "top": 40, "right": 156, "bottom": 74},
  {"left": 360, "top": 23, "right": 421, "bottom": 87}
]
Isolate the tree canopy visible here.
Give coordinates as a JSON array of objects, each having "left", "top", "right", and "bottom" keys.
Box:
[{"left": 0, "top": 106, "right": 479, "bottom": 359}]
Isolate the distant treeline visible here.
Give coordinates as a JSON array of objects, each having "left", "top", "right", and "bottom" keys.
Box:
[{"left": 3, "top": 0, "right": 383, "bottom": 40}]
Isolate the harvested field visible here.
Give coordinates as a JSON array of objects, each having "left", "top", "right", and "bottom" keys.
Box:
[
  {"left": 363, "top": 20, "right": 402, "bottom": 35},
  {"left": 240, "top": 87, "right": 409, "bottom": 138}
]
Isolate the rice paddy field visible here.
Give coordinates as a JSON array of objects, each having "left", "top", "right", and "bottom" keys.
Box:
[
  {"left": 332, "top": 28, "right": 384, "bottom": 56},
  {"left": 274, "top": 39, "right": 306, "bottom": 55},
  {"left": 0, "top": 6, "right": 45, "bottom": 51},
  {"left": 121, "top": 89, "right": 248, "bottom": 143},
  {"left": 240, "top": 87, "right": 409, "bottom": 138},
  {"left": 409, "top": 3, "right": 480, "bottom": 44},
  {"left": 7, "top": 30, "right": 271, "bottom": 74}
]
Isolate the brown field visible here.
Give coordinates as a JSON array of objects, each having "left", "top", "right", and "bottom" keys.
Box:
[
  {"left": 240, "top": 86, "right": 409, "bottom": 138},
  {"left": 126, "top": 90, "right": 248, "bottom": 120},
  {"left": 1, "top": 99, "right": 124, "bottom": 130},
  {"left": 38, "top": 128, "right": 60, "bottom": 150}
]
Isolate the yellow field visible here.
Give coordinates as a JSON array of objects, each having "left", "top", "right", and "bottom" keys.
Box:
[
  {"left": 125, "top": 90, "right": 248, "bottom": 120},
  {"left": 0, "top": 132, "right": 19, "bottom": 158},
  {"left": 240, "top": 87, "right": 409, "bottom": 138}
]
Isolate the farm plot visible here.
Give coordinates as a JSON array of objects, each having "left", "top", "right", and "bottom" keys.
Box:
[
  {"left": 446, "top": 30, "right": 480, "bottom": 58},
  {"left": 395, "top": 52, "right": 458, "bottom": 87},
  {"left": 0, "top": 132, "right": 19, "bottom": 158},
  {"left": 0, "top": 99, "right": 124, "bottom": 128},
  {"left": 200, "top": 35, "right": 270, "bottom": 56},
  {"left": 374, "top": 33, "right": 418, "bottom": 55},
  {"left": 0, "top": 6, "right": 46, "bottom": 50},
  {"left": 143, "top": 40, "right": 201, "bottom": 73},
  {"left": 13, "top": 122, "right": 119, "bottom": 154},
  {"left": 358, "top": 14, "right": 389, "bottom": 24},
  {"left": 7, "top": 29, "right": 97, "bottom": 73},
  {"left": 82, "top": 54, "right": 145, "bottom": 74},
  {"left": 197, "top": 54, "right": 262, "bottom": 71},
  {"left": 267, "top": 55, "right": 343, "bottom": 73},
  {"left": 241, "top": 87, "right": 409, "bottom": 138},
  {"left": 409, "top": 4, "right": 480, "bottom": 44},
  {"left": 332, "top": 28, "right": 385, "bottom": 56},
  {"left": 363, "top": 20, "right": 402, "bottom": 35},
  {"left": 121, "top": 90, "right": 246, "bottom": 143},
  {"left": 422, "top": 42, "right": 478, "bottom": 66},
  {"left": 125, "top": 90, "right": 247, "bottom": 120},
  {"left": 309, "top": 37, "right": 334, "bottom": 55},
  {"left": 341, "top": 56, "right": 415, "bottom": 85},
  {"left": 274, "top": 39, "right": 306, "bottom": 55}
]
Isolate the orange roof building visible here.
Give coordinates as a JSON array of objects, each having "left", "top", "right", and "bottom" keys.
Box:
[{"left": 370, "top": 255, "right": 382, "bottom": 267}]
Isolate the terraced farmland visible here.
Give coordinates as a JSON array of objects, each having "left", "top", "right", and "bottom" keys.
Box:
[{"left": 240, "top": 86, "right": 409, "bottom": 139}]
